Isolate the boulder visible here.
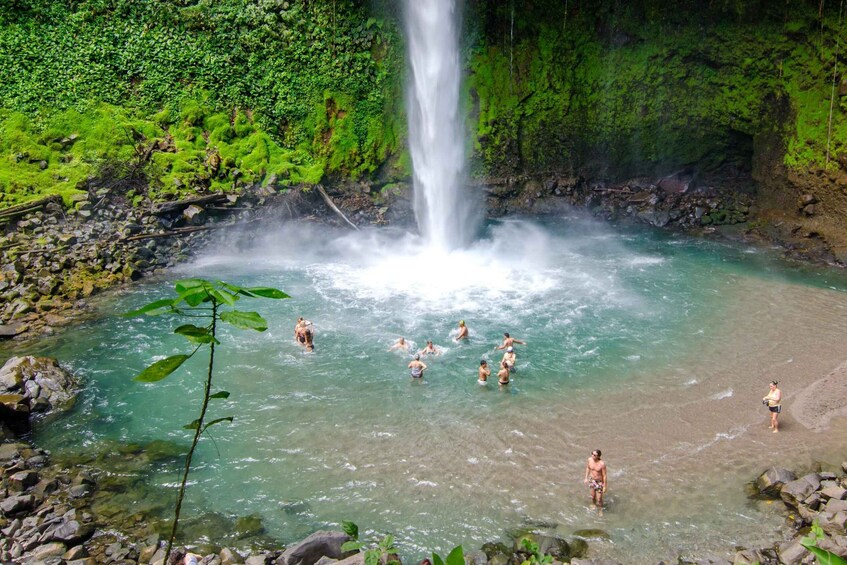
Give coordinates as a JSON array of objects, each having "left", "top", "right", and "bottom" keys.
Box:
[
  {"left": 756, "top": 467, "right": 798, "bottom": 498},
  {"left": 48, "top": 519, "right": 95, "bottom": 544},
  {"left": 8, "top": 469, "right": 39, "bottom": 491},
  {"left": 821, "top": 511, "right": 847, "bottom": 536},
  {"left": 0, "top": 323, "right": 25, "bottom": 338},
  {"left": 277, "top": 530, "right": 353, "bottom": 565},
  {"left": 27, "top": 541, "right": 67, "bottom": 561},
  {"left": 0, "top": 493, "right": 35, "bottom": 514},
  {"left": 822, "top": 486, "right": 847, "bottom": 501},
  {"left": 826, "top": 499, "right": 847, "bottom": 514},
  {"left": 0, "top": 442, "right": 26, "bottom": 464},
  {"left": 63, "top": 544, "right": 90, "bottom": 560},
  {"left": 733, "top": 548, "right": 775, "bottom": 564},
  {"left": 777, "top": 540, "right": 810, "bottom": 565},
  {"left": 220, "top": 547, "right": 242, "bottom": 565},
  {"left": 780, "top": 475, "right": 819, "bottom": 508},
  {"left": 514, "top": 533, "right": 571, "bottom": 561},
  {"left": 817, "top": 536, "right": 847, "bottom": 558},
  {"left": 183, "top": 205, "right": 207, "bottom": 226},
  {"left": 0, "top": 356, "right": 76, "bottom": 418},
  {"left": 325, "top": 554, "right": 364, "bottom": 565}
]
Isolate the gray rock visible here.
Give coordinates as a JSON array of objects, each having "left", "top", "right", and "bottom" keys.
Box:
[
  {"left": 0, "top": 442, "right": 26, "bottom": 463},
  {"left": 326, "top": 554, "right": 363, "bottom": 565},
  {"left": 826, "top": 499, "right": 847, "bottom": 514},
  {"left": 781, "top": 476, "right": 819, "bottom": 508},
  {"left": 220, "top": 547, "right": 242, "bottom": 565},
  {"left": 733, "top": 548, "right": 774, "bottom": 564},
  {"left": 68, "top": 484, "right": 91, "bottom": 498},
  {"left": 821, "top": 511, "right": 847, "bottom": 536},
  {"left": 314, "top": 557, "right": 339, "bottom": 565},
  {"left": 63, "top": 544, "right": 90, "bottom": 560},
  {"left": 246, "top": 555, "right": 271, "bottom": 565},
  {"left": 183, "top": 205, "right": 208, "bottom": 226},
  {"left": 0, "top": 493, "right": 34, "bottom": 513},
  {"left": 777, "top": 539, "right": 810, "bottom": 565},
  {"left": 822, "top": 486, "right": 847, "bottom": 501},
  {"left": 9, "top": 298, "right": 34, "bottom": 319},
  {"left": 49, "top": 520, "right": 94, "bottom": 544},
  {"left": 27, "top": 541, "right": 67, "bottom": 560},
  {"left": 0, "top": 323, "right": 25, "bottom": 338},
  {"left": 757, "top": 467, "right": 797, "bottom": 498},
  {"left": 277, "top": 530, "right": 353, "bottom": 565},
  {"left": 818, "top": 535, "right": 847, "bottom": 558},
  {"left": 514, "top": 533, "right": 571, "bottom": 561},
  {"left": 8, "top": 469, "right": 39, "bottom": 491}
]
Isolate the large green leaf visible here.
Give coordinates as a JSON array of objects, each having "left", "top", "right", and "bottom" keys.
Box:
[
  {"left": 134, "top": 355, "right": 190, "bottom": 382},
  {"left": 432, "top": 552, "right": 445, "bottom": 565},
  {"left": 241, "top": 286, "right": 290, "bottom": 299},
  {"left": 174, "top": 278, "right": 206, "bottom": 293},
  {"left": 341, "top": 541, "right": 363, "bottom": 553},
  {"left": 341, "top": 520, "right": 359, "bottom": 539},
  {"left": 178, "top": 284, "right": 213, "bottom": 307},
  {"left": 801, "top": 540, "right": 847, "bottom": 565},
  {"left": 220, "top": 310, "right": 268, "bottom": 331},
  {"left": 124, "top": 298, "right": 178, "bottom": 317},
  {"left": 174, "top": 324, "right": 217, "bottom": 344},
  {"left": 210, "top": 288, "right": 238, "bottom": 306},
  {"left": 364, "top": 550, "right": 380, "bottom": 565},
  {"left": 444, "top": 546, "right": 464, "bottom": 565}
]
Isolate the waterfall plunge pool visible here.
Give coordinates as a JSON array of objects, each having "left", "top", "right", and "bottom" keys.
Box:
[{"left": 17, "top": 214, "right": 847, "bottom": 563}]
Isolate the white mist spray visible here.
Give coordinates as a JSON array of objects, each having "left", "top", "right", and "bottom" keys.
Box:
[{"left": 403, "top": 0, "right": 474, "bottom": 251}]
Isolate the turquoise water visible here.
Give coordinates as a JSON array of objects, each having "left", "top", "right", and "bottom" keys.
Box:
[{"left": 16, "top": 214, "right": 847, "bottom": 562}]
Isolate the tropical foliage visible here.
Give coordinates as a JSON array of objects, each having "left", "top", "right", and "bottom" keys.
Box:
[{"left": 126, "top": 278, "right": 288, "bottom": 562}]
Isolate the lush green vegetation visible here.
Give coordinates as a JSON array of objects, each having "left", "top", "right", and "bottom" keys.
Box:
[
  {"left": 2, "top": 0, "right": 847, "bottom": 208},
  {"left": 0, "top": 0, "right": 406, "bottom": 206},
  {"left": 464, "top": 0, "right": 847, "bottom": 178}
]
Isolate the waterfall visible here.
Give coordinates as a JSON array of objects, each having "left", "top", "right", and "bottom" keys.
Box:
[{"left": 403, "top": 0, "right": 475, "bottom": 251}]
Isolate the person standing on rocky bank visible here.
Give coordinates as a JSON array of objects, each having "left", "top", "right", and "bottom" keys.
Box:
[
  {"left": 584, "top": 449, "right": 608, "bottom": 509},
  {"left": 763, "top": 380, "right": 782, "bottom": 433}
]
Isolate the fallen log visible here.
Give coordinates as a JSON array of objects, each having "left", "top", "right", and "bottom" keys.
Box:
[
  {"left": 0, "top": 195, "right": 63, "bottom": 223},
  {"left": 316, "top": 185, "right": 359, "bottom": 230},
  {"left": 152, "top": 193, "right": 229, "bottom": 216},
  {"left": 122, "top": 220, "right": 256, "bottom": 242}
]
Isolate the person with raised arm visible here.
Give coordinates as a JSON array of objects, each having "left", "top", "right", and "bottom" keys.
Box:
[{"left": 496, "top": 332, "right": 526, "bottom": 350}]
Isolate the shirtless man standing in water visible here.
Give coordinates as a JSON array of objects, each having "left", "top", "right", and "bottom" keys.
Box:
[
  {"left": 583, "top": 449, "right": 608, "bottom": 509},
  {"left": 478, "top": 359, "right": 490, "bottom": 384},
  {"left": 496, "top": 332, "right": 526, "bottom": 350}
]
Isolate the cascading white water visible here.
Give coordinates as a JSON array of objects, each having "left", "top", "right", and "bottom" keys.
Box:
[{"left": 404, "top": 0, "right": 475, "bottom": 251}]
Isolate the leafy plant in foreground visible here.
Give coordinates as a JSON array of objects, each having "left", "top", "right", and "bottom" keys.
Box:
[
  {"left": 127, "top": 278, "right": 288, "bottom": 563},
  {"left": 341, "top": 521, "right": 464, "bottom": 565},
  {"left": 341, "top": 521, "right": 400, "bottom": 565},
  {"left": 432, "top": 544, "right": 465, "bottom": 565},
  {"left": 800, "top": 522, "right": 847, "bottom": 565},
  {"left": 519, "top": 538, "right": 553, "bottom": 565}
]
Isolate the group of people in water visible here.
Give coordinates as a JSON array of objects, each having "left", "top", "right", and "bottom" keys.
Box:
[
  {"left": 291, "top": 316, "right": 784, "bottom": 510},
  {"left": 390, "top": 321, "right": 526, "bottom": 387}
]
